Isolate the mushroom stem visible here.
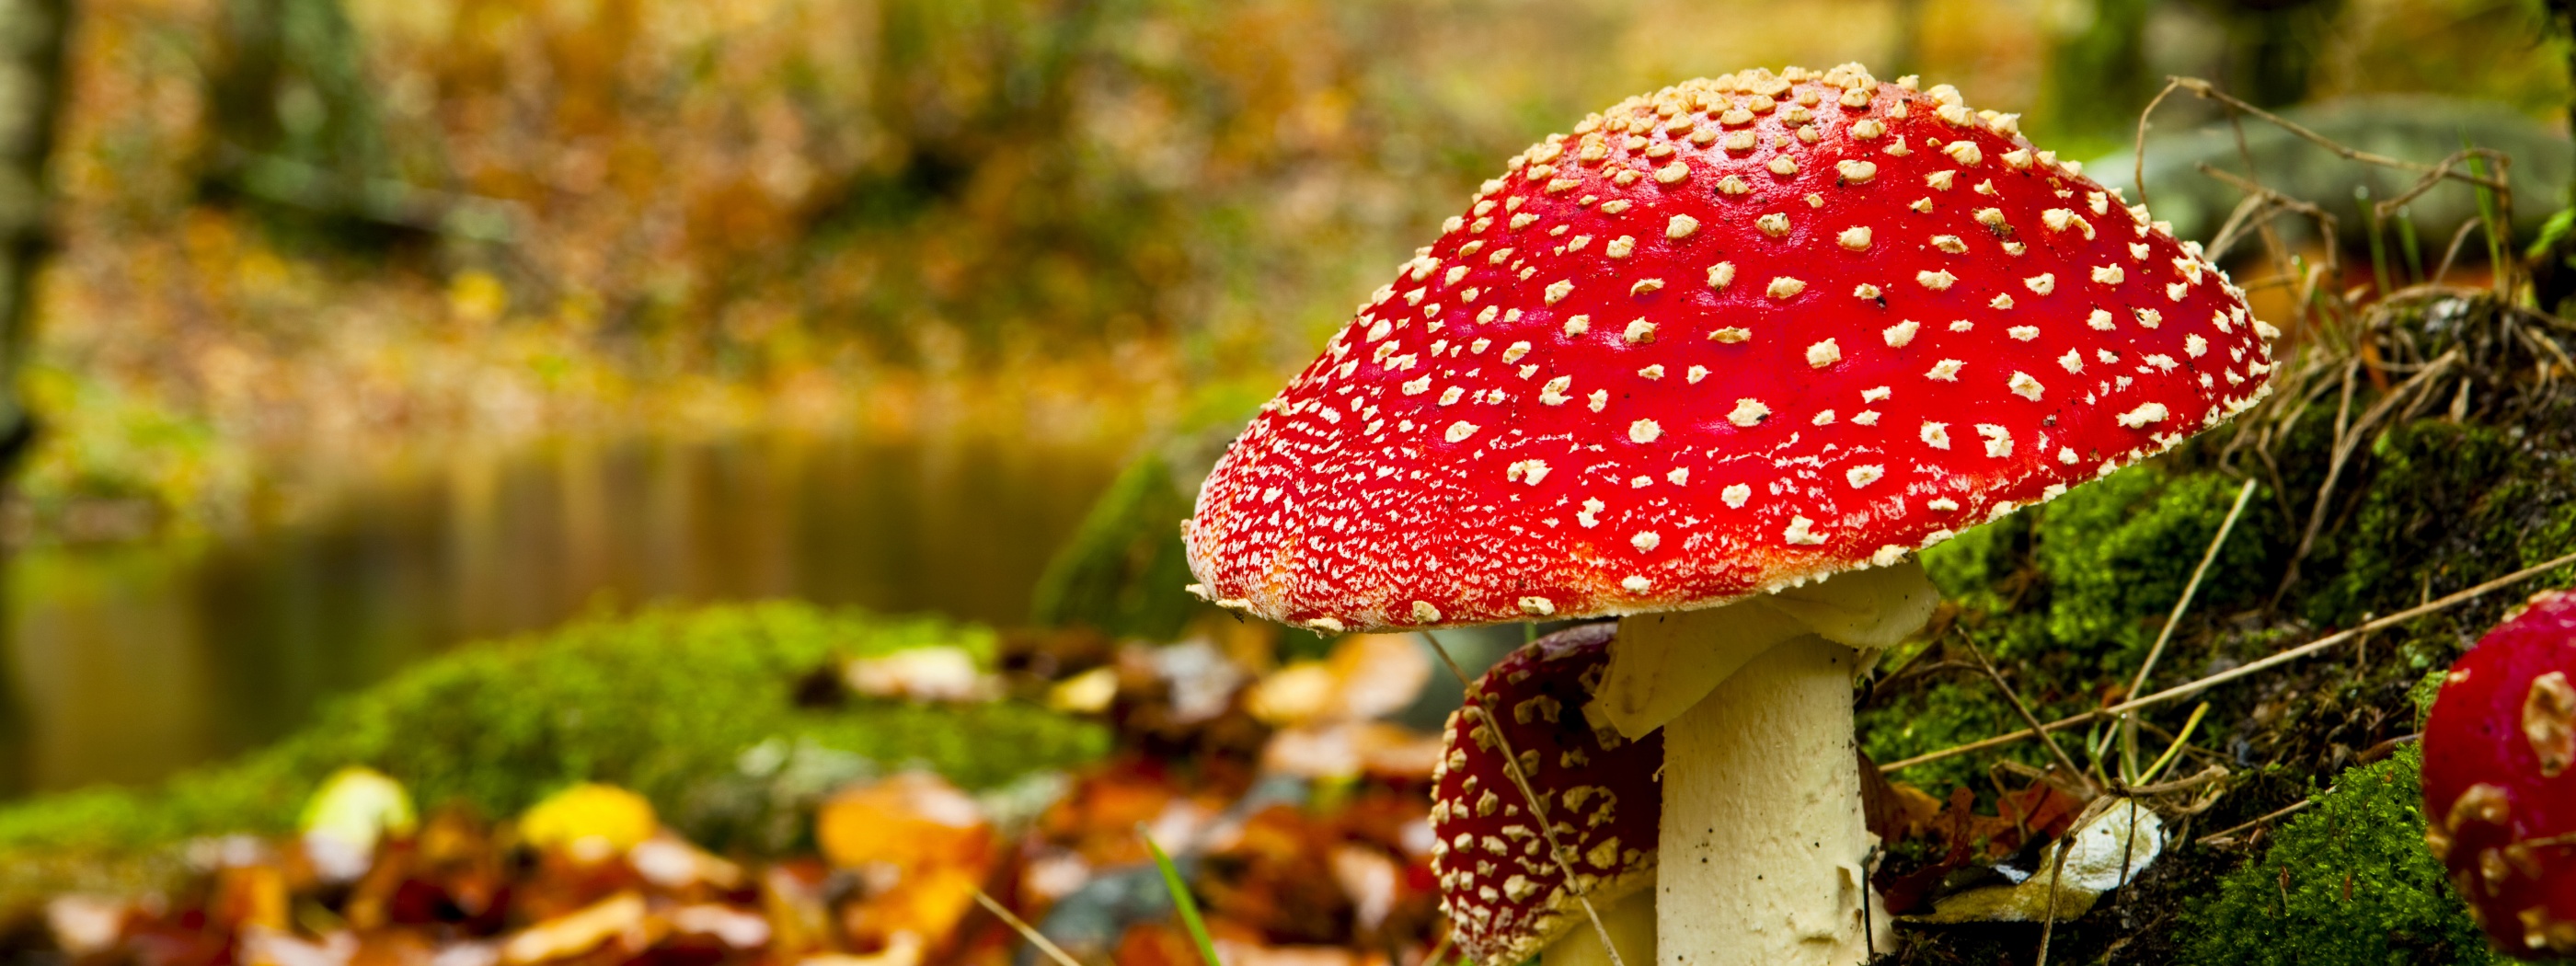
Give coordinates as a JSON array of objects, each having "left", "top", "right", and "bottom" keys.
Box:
[
  {"left": 1540, "top": 875, "right": 1656, "bottom": 966},
  {"left": 1657, "top": 634, "right": 1881, "bottom": 964},
  {"left": 1604, "top": 562, "right": 1936, "bottom": 966}
]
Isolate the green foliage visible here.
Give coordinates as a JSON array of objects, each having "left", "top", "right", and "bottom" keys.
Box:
[
  {"left": 2179, "top": 744, "right": 2500, "bottom": 965},
  {"left": 1145, "top": 830, "right": 1224, "bottom": 966},
  {"left": 0, "top": 603, "right": 1109, "bottom": 857},
  {"left": 14, "top": 364, "right": 255, "bottom": 541},
  {"left": 2037, "top": 0, "right": 2156, "bottom": 156}
]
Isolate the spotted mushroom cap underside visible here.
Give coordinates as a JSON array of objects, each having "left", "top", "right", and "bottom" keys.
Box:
[
  {"left": 1183, "top": 63, "right": 2278, "bottom": 633},
  {"left": 2423, "top": 589, "right": 2576, "bottom": 955},
  {"left": 1429, "top": 623, "right": 1661, "bottom": 966}
]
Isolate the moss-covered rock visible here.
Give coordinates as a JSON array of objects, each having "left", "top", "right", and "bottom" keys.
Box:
[
  {"left": 1862, "top": 343, "right": 2575, "bottom": 957},
  {"left": 2179, "top": 744, "right": 2500, "bottom": 965},
  {"left": 1029, "top": 381, "right": 1269, "bottom": 641},
  {"left": 1028, "top": 449, "right": 1206, "bottom": 641},
  {"left": 0, "top": 603, "right": 1110, "bottom": 859}
]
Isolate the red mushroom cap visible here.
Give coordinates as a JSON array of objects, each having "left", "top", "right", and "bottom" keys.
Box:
[
  {"left": 1430, "top": 623, "right": 1661, "bottom": 966},
  {"left": 2423, "top": 589, "right": 2576, "bottom": 956},
  {"left": 1184, "top": 64, "right": 2276, "bottom": 632}
]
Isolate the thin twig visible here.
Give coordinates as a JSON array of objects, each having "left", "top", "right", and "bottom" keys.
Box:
[
  {"left": 2169, "top": 77, "right": 2504, "bottom": 181},
  {"left": 2373, "top": 148, "right": 2514, "bottom": 215},
  {"left": 973, "top": 889, "right": 1085, "bottom": 966},
  {"left": 2273, "top": 359, "right": 2359, "bottom": 603},
  {"left": 2522, "top": 323, "right": 2576, "bottom": 374},
  {"left": 2434, "top": 218, "right": 2484, "bottom": 283},
  {"left": 2034, "top": 802, "right": 2083, "bottom": 966},
  {"left": 1421, "top": 632, "right": 1627, "bottom": 966},
  {"left": 2122, "top": 479, "right": 2258, "bottom": 781},
  {"left": 2133, "top": 78, "right": 2186, "bottom": 210},
  {"left": 1879, "top": 549, "right": 2576, "bottom": 773},
  {"left": 2125, "top": 762, "right": 2228, "bottom": 797},
  {"left": 1412, "top": 931, "right": 1454, "bottom": 966},
  {"left": 2196, "top": 799, "right": 2317, "bottom": 846},
  {"left": 2194, "top": 166, "right": 2340, "bottom": 266},
  {"left": 2202, "top": 191, "right": 2281, "bottom": 265},
  {"left": 2111, "top": 797, "right": 2143, "bottom": 918},
  {"left": 1959, "top": 629, "right": 2095, "bottom": 797}
]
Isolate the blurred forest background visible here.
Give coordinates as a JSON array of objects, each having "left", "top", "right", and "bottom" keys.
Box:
[{"left": 16, "top": 0, "right": 2568, "bottom": 546}]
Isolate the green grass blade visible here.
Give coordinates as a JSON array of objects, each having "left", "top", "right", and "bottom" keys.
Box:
[
  {"left": 1142, "top": 822, "right": 1225, "bottom": 966},
  {"left": 2458, "top": 130, "right": 2508, "bottom": 280},
  {"left": 2358, "top": 185, "right": 2392, "bottom": 297},
  {"left": 2396, "top": 205, "right": 2423, "bottom": 284}
]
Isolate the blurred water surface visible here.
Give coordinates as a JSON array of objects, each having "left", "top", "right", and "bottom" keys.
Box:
[{"left": 0, "top": 432, "right": 1119, "bottom": 797}]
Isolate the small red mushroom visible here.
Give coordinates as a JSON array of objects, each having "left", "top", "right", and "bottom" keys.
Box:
[
  {"left": 2423, "top": 588, "right": 2576, "bottom": 957},
  {"left": 1431, "top": 623, "right": 1659, "bottom": 966},
  {"left": 1186, "top": 62, "right": 2275, "bottom": 964}
]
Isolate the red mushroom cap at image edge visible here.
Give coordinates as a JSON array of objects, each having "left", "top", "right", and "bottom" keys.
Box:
[
  {"left": 1183, "top": 63, "right": 2278, "bottom": 632},
  {"left": 2423, "top": 589, "right": 2576, "bottom": 956},
  {"left": 1429, "top": 623, "right": 1660, "bottom": 966}
]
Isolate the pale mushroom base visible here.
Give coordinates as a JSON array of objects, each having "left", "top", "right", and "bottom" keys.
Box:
[
  {"left": 1657, "top": 637, "right": 1889, "bottom": 965},
  {"left": 1606, "top": 562, "right": 1935, "bottom": 966}
]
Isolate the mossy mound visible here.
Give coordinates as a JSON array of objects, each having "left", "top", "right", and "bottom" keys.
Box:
[
  {"left": 2179, "top": 744, "right": 2501, "bottom": 965},
  {"left": 1029, "top": 379, "right": 1270, "bottom": 640},
  {"left": 1861, "top": 288, "right": 2576, "bottom": 960},
  {"left": 0, "top": 603, "right": 1110, "bottom": 862},
  {"left": 1865, "top": 460, "right": 2296, "bottom": 792}
]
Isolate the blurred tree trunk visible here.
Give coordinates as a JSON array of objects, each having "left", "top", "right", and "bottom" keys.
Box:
[
  {"left": 0, "top": 0, "right": 68, "bottom": 798},
  {"left": 0, "top": 0, "right": 61, "bottom": 466},
  {"left": 2209, "top": 0, "right": 2341, "bottom": 109},
  {"left": 2042, "top": 0, "right": 2156, "bottom": 151},
  {"left": 201, "top": 0, "right": 392, "bottom": 226},
  {"left": 2529, "top": 0, "right": 2576, "bottom": 311}
]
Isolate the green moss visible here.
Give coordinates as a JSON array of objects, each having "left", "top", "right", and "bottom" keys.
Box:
[
  {"left": 1878, "top": 465, "right": 2283, "bottom": 788},
  {"left": 1029, "top": 449, "right": 1204, "bottom": 640},
  {"left": 2179, "top": 744, "right": 2499, "bottom": 965},
  {"left": 2408, "top": 669, "right": 2446, "bottom": 730},
  {"left": 2033, "top": 466, "right": 2282, "bottom": 672},
  {"left": 1857, "top": 680, "right": 2029, "bottom": 792},
  {"left": 1918, "top": 461, "right": 2283, "bottom": 673},
  {"left": 1917, "top": 502, "right": 2030, "bottom": 615},
  {"left": 2305, "top": 421, "right": 2572, "bottom": 629},
  {"left": 1029, "top": 379, "right": 1267, "bottom": 641},
  {"left": 0, "top": 603, "right": 1109, "bottom": 857}
]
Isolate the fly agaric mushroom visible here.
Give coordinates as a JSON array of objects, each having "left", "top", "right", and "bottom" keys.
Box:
[
  {"left": 2423, "top": 588, "right": 2576, "bottom": 956},
  {"left": 1186, "top": 63, "right": 2274, "bottom": 965},
  {"left": 1432, "top": 623, "right": 1660, "bottom": 966}
]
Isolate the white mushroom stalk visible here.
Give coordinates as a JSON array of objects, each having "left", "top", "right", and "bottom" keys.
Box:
[{"left": 1602, "top": 562, "right": 1938, "bottom": 964}]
